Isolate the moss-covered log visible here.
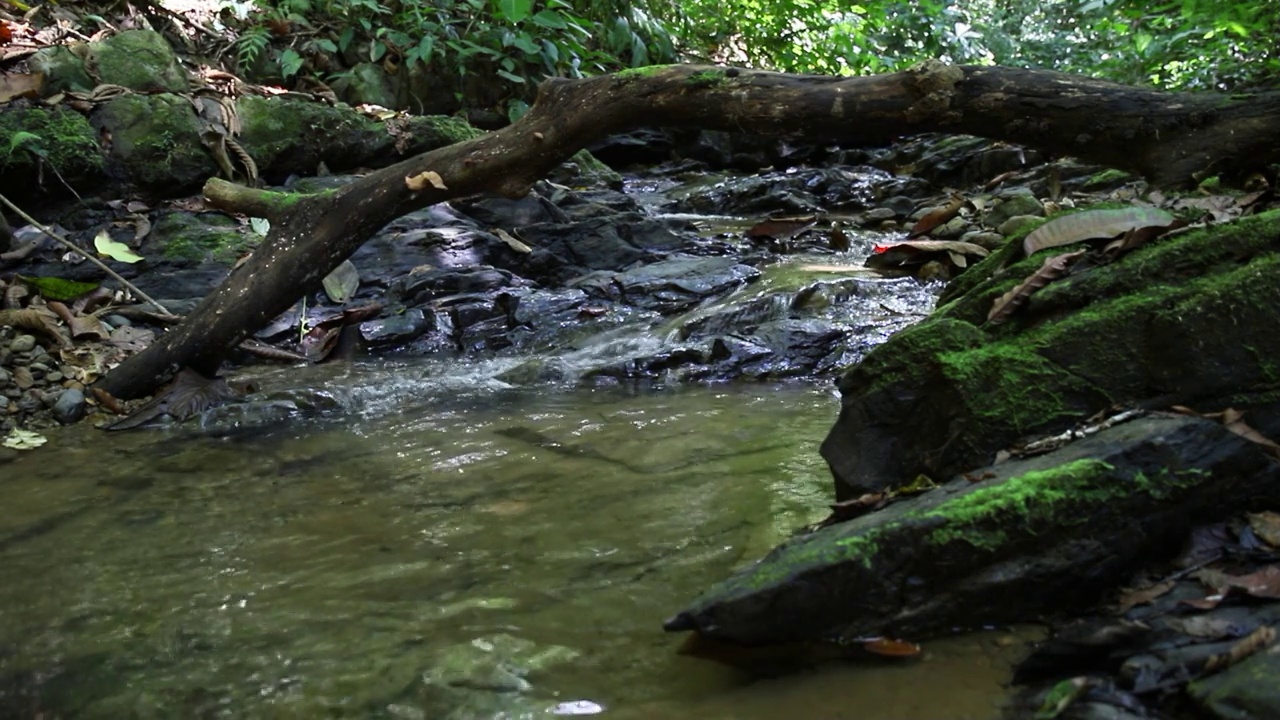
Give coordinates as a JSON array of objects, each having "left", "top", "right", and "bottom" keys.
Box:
[{"left": 96, "top": 63, "right": 1280, "bottom": 399}]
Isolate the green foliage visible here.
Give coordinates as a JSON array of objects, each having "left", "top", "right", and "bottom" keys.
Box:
[
  {"left": 236, "top": 0, "right": 679, "bottom": 109},
  {"left": 660, "top": 0, "right": 1278, "bottom": 89}
]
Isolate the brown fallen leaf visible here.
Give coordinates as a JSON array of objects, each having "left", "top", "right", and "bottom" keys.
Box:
[
  {"left": 1202, "top": 625, "right": 1276, "bottom": 674},
  {"left": 1117, "top": 579, "right": 1176, "bottom": 613},
  {"left": 987, "top": 249, "right": 1086, "bottom": 325},
  {"left": 862, "top": 637, "right": 922, "bottom": 658},
  {"left": 746, "top": 216, "right": 817, "bottom": 241},
  {"left": 0, "top": 72, "right": 43, "bottom": 102},
  {"left": 1219, "top": 408, "right": 1280, "bottom": 458},
  {"left": 1248, "top": 512, "right": 1280, "bottom": 547},
  {"left": 405, "top": 170, "right": 448, "bottom": 191},
  {"left": 907, "top": 193, "right": 964, "bottom": 239},
  {"left": 90, "top": 387, "right": 125, "bottom": 415}
]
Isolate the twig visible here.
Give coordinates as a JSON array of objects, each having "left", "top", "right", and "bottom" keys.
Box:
[{"left": 0, "top": 193, "right": 174, "bottom": 317}]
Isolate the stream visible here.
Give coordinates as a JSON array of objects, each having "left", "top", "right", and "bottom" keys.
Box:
[{"left": 2, "top": 173, "right": 1036, "bottom": 718}]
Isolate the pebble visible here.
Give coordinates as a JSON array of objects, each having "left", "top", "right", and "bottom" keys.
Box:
[
  {"left": 9, "top": 335, "right": 36, "bottom": 353},
  {"left": 53, "top": 388, "right": 87, "bottom": 424}
]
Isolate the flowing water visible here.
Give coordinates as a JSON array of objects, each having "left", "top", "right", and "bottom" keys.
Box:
[
  {"left": 2, "top": 187, "right": 1035, "bottom": 718},
  {"left": 1, "top": 369, "right": 1035, "bottom": 719}
]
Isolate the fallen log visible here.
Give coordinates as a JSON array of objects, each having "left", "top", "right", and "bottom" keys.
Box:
[{"left": 95, "top": 62, "right": 1280, "bottom": 399}]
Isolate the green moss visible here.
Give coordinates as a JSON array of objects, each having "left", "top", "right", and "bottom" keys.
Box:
[
  {"left": 1082, "top": 168, "right": 1134, "bottom": 189},
  {"left": 922, "top": 460, "right": 1115, "bottom": 550},
  {"left": 938, "top": 343, "right": 1105, "bottom": 433},
  {"left": 149, "top": 212, "right": 256, "bottom": 262},
  {"left": 0, "top": 107, "right": 102, "bottom": 177},
  {"left": 614, "top": 65, "right": 671, "bottom": 79},
  {"left": 414, "top": 114, "right": 483, "bottom": 144},
  {"left": 839, "top": 317, "right": 987, "bottom": 394},
  {"left": 686, "top": 69, "right": 729, "bottom": 87}
]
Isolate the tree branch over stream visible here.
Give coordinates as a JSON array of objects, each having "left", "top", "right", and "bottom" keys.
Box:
[{"left": 95, "top": 62, "right": 1280, "bottom": 400}]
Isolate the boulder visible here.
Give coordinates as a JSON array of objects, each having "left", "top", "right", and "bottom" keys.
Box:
[{"left": 666, "top": 209, "right": 1280, "bottom": 645}]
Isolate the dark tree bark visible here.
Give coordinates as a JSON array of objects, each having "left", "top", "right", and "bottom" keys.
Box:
[{"left": 95, "top": 62, "right": 1280, "bottom": 400}]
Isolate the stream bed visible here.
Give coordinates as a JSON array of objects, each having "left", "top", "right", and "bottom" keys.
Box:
[{"left": 1, "top": 372, "right": 1035, "bottom": 719}]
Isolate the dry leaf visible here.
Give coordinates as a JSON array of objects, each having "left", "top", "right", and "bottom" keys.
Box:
[
  {"left": 1023, "top": 207, "right": 1176, "bottom": 256},
  {"left": 862, "top": 637, "right": 922, "bottom": 658},
  {"left": 0, "top": 72, "right": 43, "bottom": 102},
  {"left": 907, "top": 194, "right": 964, "bottom": 239},
  {"left": 1248, "top": 512, "right": 1280, "bottom": 547},
  {"left": 405, "top": 170, "right": 448, "bottom": 191},
  {"left": 493, "top": 228, "right": 533, "bottom": 253},
  {"left": 1117, "top": 579, "right": 1176, "bottom": 613},
  {"left": 746, "top": 216, "right": 817, "bottom": 241},
  {"left": 1202, "top": 626, "right": 1276, "bottom": 673},
  {"left": 987, "top": 249, "right": 1086, "bottom": 325},
  {"left": 1219, "top": 408, "right": 1280, "bottom": 458}
]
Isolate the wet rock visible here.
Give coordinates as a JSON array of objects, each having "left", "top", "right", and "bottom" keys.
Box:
[
  {"left": 997, "top": 214, "right": 1044, "bottom": 237},
  {"left": 666, "top": 414, "right": 1280, "bottom": 645},
  {"left": 881, "top": 195, "right": 918, "bottom": 218},
  {"left": 453, "top": 192, "right": 569, "bottom": 227},
  {"left": 959, "top": 230, "right": 1006, "bottom": 250},
  {"left": 359, "top": 308, "right": 441, "bottom": 348},
  {"left": 9, "top": 335, "right": 36, "bottom": 353},
  {"left": 52, "top": 388, "right": 86, "bottom": 424},
  {"left": 572, "top": 256, "right": 760, "bottom": 315},
  {"left": 985, "top": 187, "right": 1044, "bottom": 228},
  {"left": 665, "top": 166, "right": 894, "bottom": 216},
  {"left": 500, "top": 215, "right": 695, "bottom": 285},
  {"left": 862, "top": 207, "right": 898, "bottom": 224},
  {"left": 395, "top": 266, "right": 525, "bottom": 304}
]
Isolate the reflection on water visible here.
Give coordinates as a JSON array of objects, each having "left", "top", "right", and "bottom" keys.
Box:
[{"left": 0, "top": 377, "right": 1030, "bottom": 718}]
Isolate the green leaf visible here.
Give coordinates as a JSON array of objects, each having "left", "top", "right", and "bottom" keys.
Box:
[
  {"left": 93, "top": 230, "right": 144, "bottom": 264},
  {"left": 316, "top": 38, "right": 338, "bottom": 53},
  {"left": 3, "top": 428, "right": 47, "bottom": 450},
  {"left": 6, "top": 131, "right": 42, "bottom": 157},
  {"left": 530, "top": 10, "right": 568, "bottom": 29},
  {"left": 512, "top": 34, "right": 541, "bottom": 54},
  {"left": 496, "top": 68, "right": 527, "bottom": 83},
  {"left": 279, "top": 49, "right": 305, "bottom": 78},
  {"left": 507, "top": 98, "right": 530, "bottom": 123},
  {"left": 322, "top": 259, "right": 360, "bottom": 303},
  {"left": 497, "top": 0, "right": 532, "bottom": 23},
  {"left": 17, "top": 275, "right": 100, "bottom": 301},
  {"left": 249, "top": 217, "right": 271, "bottom": 236}
]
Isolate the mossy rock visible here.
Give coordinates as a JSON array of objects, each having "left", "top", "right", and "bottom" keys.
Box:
[
  {"left": 86, "top": 30, "right": 189, "bottom": 93},
  {"left": 28, "top": 45, "right": 95, "bottom": 95},
  {"left": 145, "top": 212, "right": 257, "bottom": 263},
  {"left": 0, "top": 105, "right": 103, "bottom": 196},
  {"left": 93, "top": 94, "right": 214, "bottom": 192},
  {"left": 236, "top": 96, "right": 395, "bottom": 179},
  {"left": 670, "top": 413, "right": 1277, "bottom": 645},
  {"left": 823, "top": 210, "right": 1280, "bottom": 499}
]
